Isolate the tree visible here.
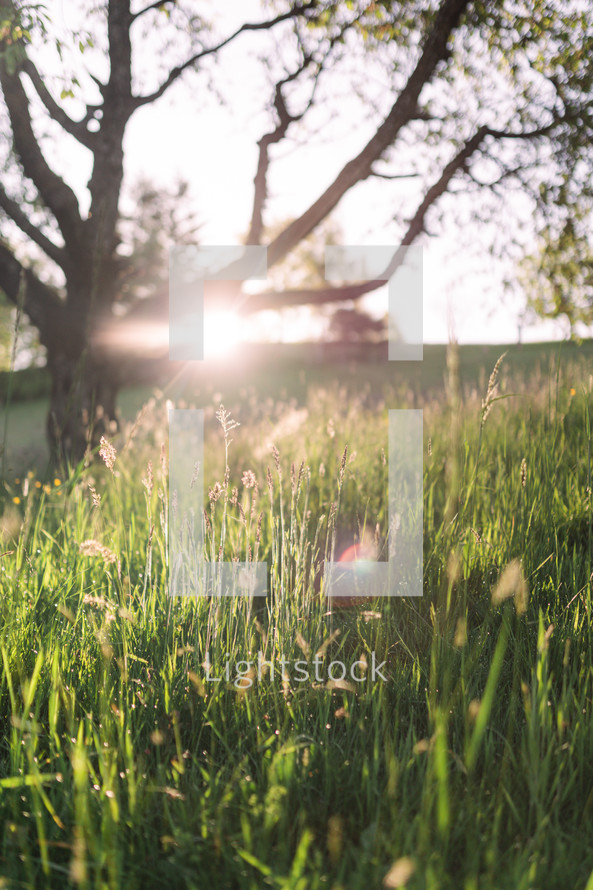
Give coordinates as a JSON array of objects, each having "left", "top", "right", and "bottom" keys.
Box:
[
  {"left": 327, "top": 307, "right": 386, "bottom": 343},
  {"left": 1, "top": 0, "right": 593, "bottom": 463},
  {"left": 519, "top": 219, "right": 593, "bottom": 332}
]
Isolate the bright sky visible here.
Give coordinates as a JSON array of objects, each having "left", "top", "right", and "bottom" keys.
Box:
[{"left": 20, "top": 1, "right": 591, "bottom": 348}]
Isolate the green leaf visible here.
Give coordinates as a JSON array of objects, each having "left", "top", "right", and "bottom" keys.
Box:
[{"left": 237, "top": 849, "right": 273, "bottom": 876}]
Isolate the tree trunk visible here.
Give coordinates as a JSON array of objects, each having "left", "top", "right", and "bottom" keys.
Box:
[{"left": 46, "top": 348, "right": 120, "bottom": 468}]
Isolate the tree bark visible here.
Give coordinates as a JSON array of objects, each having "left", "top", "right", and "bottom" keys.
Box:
[{"left": 45, "top": 346, "right": 120, "bottom": 468}]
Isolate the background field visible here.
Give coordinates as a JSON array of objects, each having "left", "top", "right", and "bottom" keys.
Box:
[
  {"left": 3, "top": 339, "right": 593, "bottom": 474},
  {"left": 0, "top": 340, "right": 593, "bottom": 889}
]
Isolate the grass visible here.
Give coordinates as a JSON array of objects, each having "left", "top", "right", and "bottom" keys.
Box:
[
  {"left": 3, "top": 337, "right": 593, "bottom": 475},
  {"left": 0, "top": 342, "right": 593, "bottom": 888}
]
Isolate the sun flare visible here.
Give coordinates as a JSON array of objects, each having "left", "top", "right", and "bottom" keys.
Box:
[{"left": 203, "top": 310, "right": 242, "bottom": 359}]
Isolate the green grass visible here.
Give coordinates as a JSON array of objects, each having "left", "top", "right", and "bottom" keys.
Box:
[
  {"left": 3, "top": 338, "right": 593, "bottom": 475},
  {"left": 1, "top": 343, "right": 593, "bottom": 888}
]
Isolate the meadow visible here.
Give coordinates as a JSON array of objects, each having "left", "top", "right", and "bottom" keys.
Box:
[{"left": 1, "top": 341, "right": 593, "bottom": 889}]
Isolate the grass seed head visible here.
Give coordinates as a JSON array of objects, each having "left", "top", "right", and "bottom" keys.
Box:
[
  {"left": 339, "top": 445, "right": 348, "bottom": 482},
  {"left": 491, "top": 558, "right": 528, "bottom": 615},
  {"left": 99, "top": 435, "right": 117, "bottom": 471},
  {"left": 142, "top": 460, "right": 153, "bottom": 497},
  {"left": 383, "top": 857, "right": 415, "bottom": 888},
  {"left": 79, "top": 539, "right": 117, "bottom": 566},
  {"left": 255, "top": 512, "right": 263, "bottom": 543},
  {"left": 481, "top": 352, "right": 507, "bottom": 428},
  {"left": 216, "top": 404, "right": 240, "bottom": 440},
  {"left": 209, "top": 482, "right": 223, "bottom": 503},
  {"left": 242, "top": 470, "right": 256, "bottom": 489},
  {"left": 190, "top": 461, "right": 200, "bottom": 489},
  {"left": 272, "top": 444, "right": 280, "bottom": 473}
]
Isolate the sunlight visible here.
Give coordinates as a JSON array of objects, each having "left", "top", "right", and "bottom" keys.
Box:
[
  {"left": 203, "top": 310, "right": 243, "bottom": 359},
  {"left": 92, "top": 320, "right": 169, "bottom": 355}
]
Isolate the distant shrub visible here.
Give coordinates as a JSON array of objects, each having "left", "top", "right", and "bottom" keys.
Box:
[{"left": 0, "top": 367, "right": 50, "bottom": 404}]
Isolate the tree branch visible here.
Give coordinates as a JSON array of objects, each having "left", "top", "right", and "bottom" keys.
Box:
[
  {"left": 21, "top": 59, "right": 96, "bottom": 149},
  {"left": 0, "top": 190, "right": 65, "bottom": 269},
  {"left": 265, "top": 0, "right": 470, "bottom": 269},
  {"left": 131, "top": 0, "right": 177, "bottom": 20},
  {"left": 485, "top": 122, "right": 558, "bottom": 140},
  {"left": 369, "top": 169, "right": 419, "bottom": 181},
  {"left": 237, "top": 125, "right": 489, "bottom": 314},
  {"left": 398, "top": 126, "right": 489, "bottom": 247},
  {"left": 0, "top": 64, "right": 83, "bottom": 250},
  {"left": 247, "top": 9, "right": 365, "bottom": 246},
  {"left": 247, "top": 55, "right": 315, "bottom": 245},
  {"left": 236, "top": 281, "right": 380, "bottom": 313},
  {"left": 132, "top": 1, "right": 319, "bottom": 108},
  {"left": 0, "top": 241, "right": 64, "bottom": 348}
]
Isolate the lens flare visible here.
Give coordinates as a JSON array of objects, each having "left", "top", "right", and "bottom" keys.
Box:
[{"left": 204, "top": 311, "right": 242, "bottom": 359}]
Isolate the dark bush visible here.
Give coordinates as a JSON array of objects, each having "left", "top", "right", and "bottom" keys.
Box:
[{"left": 0, "top": 367, "right": 50, "bottom": 404}]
